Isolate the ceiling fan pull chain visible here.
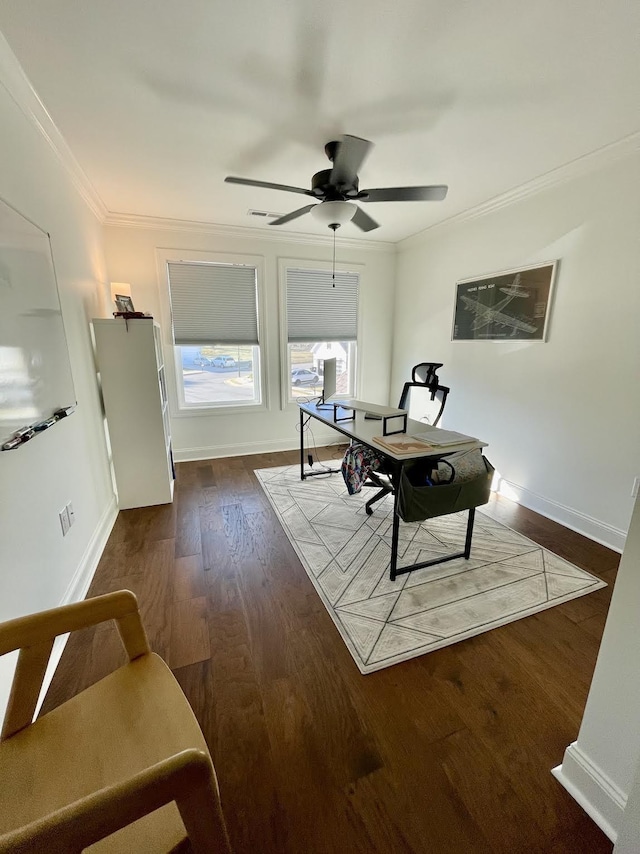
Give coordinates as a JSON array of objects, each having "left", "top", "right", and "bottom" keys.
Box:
[{"left": 332, "top": 227, "right": 336, "bottom": 287}]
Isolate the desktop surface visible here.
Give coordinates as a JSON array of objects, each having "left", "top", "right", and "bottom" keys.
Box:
[{"left": 298, "top": 400, "right": 485, "bottom": 461}]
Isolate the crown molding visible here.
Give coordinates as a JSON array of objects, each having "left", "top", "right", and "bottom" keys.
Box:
[
  {"left": 400, "top": 129, "right": 640, "bottom": 250},
  {"left": 103, "top": 211, "right": 396, "bottom": 252},
  {"left": 0, "top": 32, "right": 108, "bottom": 221}
]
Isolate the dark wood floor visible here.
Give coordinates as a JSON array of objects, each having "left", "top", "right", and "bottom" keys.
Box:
[{"left": 42, "top": 448, "right": 619, "bottom": 853}]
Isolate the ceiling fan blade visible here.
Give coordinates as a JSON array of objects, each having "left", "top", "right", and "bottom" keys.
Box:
[
  {"left": 351, "top": 205, "right": 379, "bottom": 232},
  {"left": 225, "top": 176, "right": 312, "bottom": 196},
  {"left": 360, "top": 185, "right": 448, "bottom": 202},
  {"left": 269, "top": 205, "right": 317, "bottom": 226},
  {"left": 329, "top": 135, "right": 373, "bottom": 188}
]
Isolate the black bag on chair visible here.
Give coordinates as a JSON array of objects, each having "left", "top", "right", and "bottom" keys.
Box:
[{"left": 397, "top": 450, "right": 494, "bottom": 523}]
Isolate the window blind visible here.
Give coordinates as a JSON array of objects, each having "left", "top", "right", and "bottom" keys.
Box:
[
  {"left": 286, "top": 268, "right": 359, "bottom": 342},
  {"left": 167, "top": 261, "right": 258, "bottom": 346}
]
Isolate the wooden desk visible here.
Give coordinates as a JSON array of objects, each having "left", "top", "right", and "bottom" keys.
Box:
[{"left": 298, "top": 401, "right": 487, "bottom": 581}]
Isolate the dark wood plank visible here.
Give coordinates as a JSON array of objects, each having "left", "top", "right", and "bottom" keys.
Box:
[
  {"left": 578, "top": 610, "right": 609, "bottom": 640},
  {"left": 40, "top": 453, "right": 618, "bottom": 854},
  {"left": 258, "top": 676, "right": 348, "bottom": 851},
  {"left": 109, "top": 502, "right": 177, "bottom": 544},
  {"left": 204, "top": 577, "right": 286, "bottom": 852},
  {"left": 167, "top": 595, "right": 211, "bottom": 669},
  {"left": 172, "top": 553, "right": 207, "bottom": 601},
  {"left": 174, "top": 506, "right": 201, "bottom": 558},
  {"left": 285, "top": 614, "right": 385, "bottom": 791},
  {"left": 197, "top": 462, "right": 217, "bottom": 488},
  {"left": 436, "top": 727, "right": 549, "bottom": 853},
  {"left": 431, "top": 632, "right": 593, "bottom": 842}
]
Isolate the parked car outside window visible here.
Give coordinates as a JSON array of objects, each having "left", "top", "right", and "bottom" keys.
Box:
[
  {"left": 212, "top": 355, "right": 236, "bottom": 367},
  {"left": 194, "top": 354, "right": 213, "bottom": 366},
  {"left": 291, "top": 368, "right": 320, "bottom": 385}
]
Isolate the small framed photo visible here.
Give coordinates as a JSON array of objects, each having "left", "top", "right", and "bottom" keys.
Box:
[
  {"left": 452, "top": 261, "right": 557, "bottom": 342},
  {"left": 114, "top": 294, "right": 135, "bottom": 313}
]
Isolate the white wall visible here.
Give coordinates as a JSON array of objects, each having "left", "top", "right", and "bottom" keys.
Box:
[
  {"left": 103, "top": 222, "right": 396, "bottom": 460},
  {"left": 554, "top": 494, "right": 640, "bottom": 841},
  {"left": 0, "top": 45, "right": 116, "bottom": 711},
  {"left": 392, "top": 151, "right": 640, "bottom": 550},
  {"left": 614, "top": 750, "right": 640, "bottom": 852}
]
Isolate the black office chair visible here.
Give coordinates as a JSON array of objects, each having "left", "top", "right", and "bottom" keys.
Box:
[{"left": 363, "top": 362, "right": 450, "bottom": 515}]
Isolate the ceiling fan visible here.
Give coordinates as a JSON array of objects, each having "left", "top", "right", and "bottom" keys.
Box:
[{"left": 225, "top": 135, "right": 447, "bottom": 232}]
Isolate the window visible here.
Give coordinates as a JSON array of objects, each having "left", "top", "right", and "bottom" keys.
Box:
[
  {"left": 167, "top": 261, "right": 261, "bottom": 408},
  {"left": 285, "top": 267, "right": 359, "bottom": 402}
]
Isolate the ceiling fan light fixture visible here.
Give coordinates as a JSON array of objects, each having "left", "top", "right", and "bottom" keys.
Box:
[{"left": 310, "top": 200, "right": 357, "bottom": 229}]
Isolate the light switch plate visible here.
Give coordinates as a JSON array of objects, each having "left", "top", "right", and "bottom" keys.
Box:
[{"left": 59, "top": 507, "right": 70, "bottom": 536}]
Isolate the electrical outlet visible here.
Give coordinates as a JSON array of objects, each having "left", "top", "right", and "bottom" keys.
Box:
[
  {"left": 632, "top": 477, "right": 640, "bottom": 499},
  {"left": 59, "top": 507, "right": 70, "bottom": 536},
  {"left": 66, "top": 502, "right": 75, "bottom": 527}
]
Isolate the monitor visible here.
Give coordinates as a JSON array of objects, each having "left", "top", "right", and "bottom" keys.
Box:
[{"left": 319, "top": 357, "right": 336, "bottom": 407}]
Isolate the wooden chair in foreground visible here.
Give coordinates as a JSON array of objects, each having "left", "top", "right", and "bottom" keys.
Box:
[{"left": 0, "top": 590, "right": 232, "bottom": 853}]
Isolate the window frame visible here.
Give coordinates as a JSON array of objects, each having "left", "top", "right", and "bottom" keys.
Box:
[
  {"left": 157, "top": 249, "right": 268, "bottom": 417},
  {"left": 278, "top": 257, "right": 363, "bottom": 410}
]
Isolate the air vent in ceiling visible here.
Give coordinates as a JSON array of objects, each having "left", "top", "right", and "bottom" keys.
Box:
[{"left": 247, "top": 209, "right": 283, "bottom": 219}]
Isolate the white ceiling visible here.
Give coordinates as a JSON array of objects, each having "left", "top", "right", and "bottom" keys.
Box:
[{"left": 0, "top": 0, "right": 638, "bottom": 242}]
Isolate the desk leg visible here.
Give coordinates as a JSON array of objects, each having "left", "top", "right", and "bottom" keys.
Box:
[
  {"left": 464, "top": 508, "right": 475, "bottom": 558},
  {"left": 390, "top": 506, "right": 477, "bottom": 580},
  {"left": 390, "top": 511, "right": 401, "bottom": 582},
  {"left": 298, "top": 407, "right": 343, "bottom": 480},
  {"left": 300, "top": 407, "right": 305, "bottom": 481},
  {"left": 390, "top": 468, "right": 402, "bottom": 582}
]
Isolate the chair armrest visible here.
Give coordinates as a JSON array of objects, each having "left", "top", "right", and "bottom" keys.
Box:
[
  {"left": 0, "top": 591, "right": 150, "bottom": 741},
  {"left": 0, "top": 748, "right": 232, "bottom": 854},
  {"left": 0, "top": 590, "right": 149, "bottom": 659}
]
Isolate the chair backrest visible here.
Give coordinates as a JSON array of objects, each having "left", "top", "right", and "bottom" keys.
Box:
[
  {"left": 399, "top": 362, "right": 449, "bottom": 427},
  {"left": 411, "top": 362, "right": 443, "bottom": 386}
]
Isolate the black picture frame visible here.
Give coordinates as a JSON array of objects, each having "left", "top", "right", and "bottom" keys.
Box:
[
  {"left": 452, "top": 261, "right": 557, "bottom": 342},
  {"left": 114, "top": 294, "right": 135, "bottom": 313}
]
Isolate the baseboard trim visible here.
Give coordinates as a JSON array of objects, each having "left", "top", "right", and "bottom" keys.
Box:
[
  {"left": 34, "top": 496, "right": 119, "bottom": 717},
  {"left": 173, "top": 436, "right": 344, "bottom": 463},
  {"left": 552, "top": 742, "right": 627, "bottom": 842},
  {"left": 497, "top": 477, "right": 625, "bottom": 553}
]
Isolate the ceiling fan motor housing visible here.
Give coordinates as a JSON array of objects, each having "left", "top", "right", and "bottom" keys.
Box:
[{"left": 311, "top": 169, "right": 359, "bottom": 199}]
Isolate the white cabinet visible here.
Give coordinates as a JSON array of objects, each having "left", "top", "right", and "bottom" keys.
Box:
[{"left": 92, "top": 318, "right": 174, "bottom": 509}]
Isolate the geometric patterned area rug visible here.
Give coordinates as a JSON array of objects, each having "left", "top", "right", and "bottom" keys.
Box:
[{"left": 255, "top": 463, "right": 606, "bottom": 673}]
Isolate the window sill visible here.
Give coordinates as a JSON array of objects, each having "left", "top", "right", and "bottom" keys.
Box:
[{"left": 172, "top": 401, "right": 267, "bottom": 418}]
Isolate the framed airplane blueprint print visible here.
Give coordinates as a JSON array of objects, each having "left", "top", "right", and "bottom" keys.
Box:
[{"left": 452, "top": 261, "right": 557, "bottom": 342}]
